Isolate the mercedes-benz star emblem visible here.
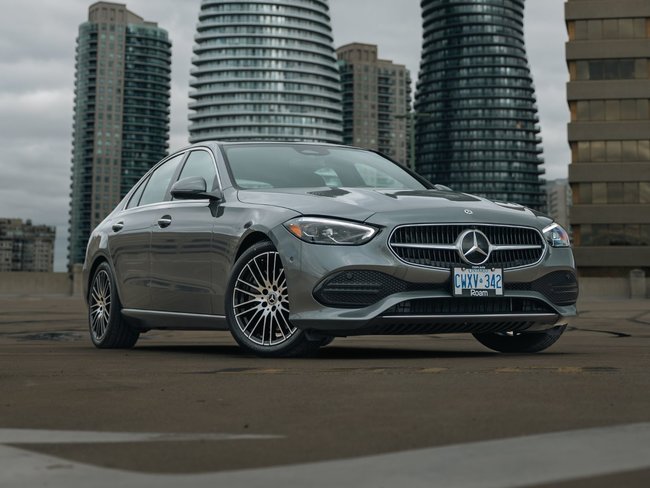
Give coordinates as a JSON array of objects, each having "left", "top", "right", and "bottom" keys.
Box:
[{"left": 458, "top": 230, "right": 491, "bottom": 266}]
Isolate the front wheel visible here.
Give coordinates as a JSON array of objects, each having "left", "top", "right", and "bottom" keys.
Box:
[
  {"left": 473, "top": 325, "right": 566, "bottom": 353},
  {"left": 225, "top": 241, "right": 323, "bottom": 357}
]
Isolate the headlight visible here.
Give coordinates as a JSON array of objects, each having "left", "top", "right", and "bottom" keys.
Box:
[
  {"left": 284, "top": 217, "right": 378, "bottom": 245},
  {"left": 543, "top": 223, "right": 571, "bottom": 248}
]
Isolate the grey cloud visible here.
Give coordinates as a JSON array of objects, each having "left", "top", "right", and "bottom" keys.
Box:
[
  {"left": 0, "top": 0, "right": 85, "bottom": 62},
  {"left": 0, "top": 89, "right": 73, "bottom": 138},
  {"left": 525, "top": 0, "right": 571, "bottom": 180},
  {"left": 0, "top": 60, "right": 75, "bottom": 94}
]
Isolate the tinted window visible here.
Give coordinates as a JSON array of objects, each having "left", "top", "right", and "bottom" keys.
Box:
[
  {"left": 126, "top": 176, "right": 148, "bottom": 209},
  {"left": 177, "top": 150, "right": 217, "bottom": 190},
  {"left": 139, "top": 154, "right": 184, "bottom": 206},
  {"left": 223, "top": 145, "right": 428, "bottom": 190}
]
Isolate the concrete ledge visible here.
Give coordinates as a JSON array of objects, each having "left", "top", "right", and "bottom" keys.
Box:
[
  {"left": 570, "top": 206, "right": 650, "bottom": 225},
  {"left": 569, "top": 163, "right": 650, "bottom": 182},
  {"left": 566, "top": 39, "right": 650, "bottom": 61},
  {"left": 572, "top": 246, "right": 650, "bottom": 267},
  {"left": 566, "top": 0, "right": 650, "bottom": 20},
  {"left": 568, "top": 121, "right": 650, "bottom": 141},
  {"left": 0, "top": 272, "right": 72, "bottom": 296},
  {"left": 579, "top": 277, "right": 630, "bottom": 298},
  {"left": 567, "top": 80, "right": 650, "bottom": 100}
]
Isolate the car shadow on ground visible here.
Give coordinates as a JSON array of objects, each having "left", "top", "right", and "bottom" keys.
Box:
[{"left": 132, "top": 343, "right": 569, "bottom": 360}]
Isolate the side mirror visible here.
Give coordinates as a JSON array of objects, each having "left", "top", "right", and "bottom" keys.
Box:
[{"left": 170, "top": 177, "right": 222, "bottom": 201}]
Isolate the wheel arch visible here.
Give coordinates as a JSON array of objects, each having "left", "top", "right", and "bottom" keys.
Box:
[
  {"left": 86, "top": 253, "right": 123, "bottom": 304},
  {"left": 234, "top": 231, "right": 273, "bottom": 262}
]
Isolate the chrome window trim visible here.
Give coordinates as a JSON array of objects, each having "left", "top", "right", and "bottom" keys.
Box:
[
  {"left": 117, "top": 199, "right": 212, "bottom": 217},
  {"left": 387, "top": 222, "right": 548, "bottom": 271},
  {"left": 121, "top": 146, "right": 223, "bottom": 212}
]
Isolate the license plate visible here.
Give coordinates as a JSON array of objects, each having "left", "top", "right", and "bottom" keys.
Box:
[{"left": 453, "top": 267, "right": 503, "bottom": 297}]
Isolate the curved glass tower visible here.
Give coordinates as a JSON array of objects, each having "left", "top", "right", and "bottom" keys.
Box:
[
  {"left": 68, "top": 3, "right": 171, "bottom": 267},
  {"left": 189, "top": 0, "right": 342, "bottom": 143},
  {"left": 415, "top": 0, "right": 545, "bottom": 209}
]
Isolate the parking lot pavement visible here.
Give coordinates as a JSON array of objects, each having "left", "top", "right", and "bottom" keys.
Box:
[{"left": 1, "top": 295, "right": 649, "bottom": 487}]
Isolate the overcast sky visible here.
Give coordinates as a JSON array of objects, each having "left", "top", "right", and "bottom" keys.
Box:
[{"left": 0, "top": 0, "right": 569, "bottom": 271}]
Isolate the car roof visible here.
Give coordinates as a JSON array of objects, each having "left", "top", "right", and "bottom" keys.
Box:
[{"left": 175, "top": 141, "right": 366, "bottom": 153}]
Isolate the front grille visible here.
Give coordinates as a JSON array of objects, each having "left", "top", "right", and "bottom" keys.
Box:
[
  {"left": 383, "top": 297, "right": 555, "bottom": 316},
  {"left": 313, "top": 270, "right": 438, "bottom": 308},
  {"left": 389, "top": 224, "right": 545, "bottom": 269}
]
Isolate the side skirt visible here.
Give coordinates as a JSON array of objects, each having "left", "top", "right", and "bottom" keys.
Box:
[{"left": 121, "top": 309, "right": 228, "bottom": 331}]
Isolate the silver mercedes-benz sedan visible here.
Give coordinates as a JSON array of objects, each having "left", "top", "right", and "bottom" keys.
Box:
[{"left": 83, "top": 142, "right": 577, "bottom": 357}]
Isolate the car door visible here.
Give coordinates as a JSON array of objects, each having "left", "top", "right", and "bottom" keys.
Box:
[
  {"left": 108, "top": 152, "right": 185, "bottom": 310},
  {"left": 149, "top": 149, "right": 219, "bottom": 315}
]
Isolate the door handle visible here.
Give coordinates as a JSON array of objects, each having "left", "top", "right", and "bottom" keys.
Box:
[
  {"left": 112, "top": 221, "right": 124, "bottom": 232},
  {"left": 157, "top": 215, "right": 172, "bottom": 228}
]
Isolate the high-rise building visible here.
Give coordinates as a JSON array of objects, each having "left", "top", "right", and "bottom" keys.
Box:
[
  {"left": 189, "top": 0, "right": 342, "bottom": 143},
  {"left": 415, "top": 0, "right": 545, "bottom": 209},
  {"left": 68, "top": 2, "right": 171, "bottom": 267},
  {"left": 337, "top": 43, "right": 411, "bottom": 165},
  {"left": 566, "top": 0, "right": 650, "bottom": 275},
  {"left": 546, "top": 179, "right": 571, "bottom": 230},
  {"left": 0, "top": 219, "right": 56, "bottom": 273}
]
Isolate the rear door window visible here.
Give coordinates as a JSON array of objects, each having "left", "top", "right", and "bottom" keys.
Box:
[{"left": 126, "top": 177, "right": 148, "bottom": 209}]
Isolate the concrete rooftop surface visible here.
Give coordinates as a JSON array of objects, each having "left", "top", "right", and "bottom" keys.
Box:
[{"left": 0, "top": 295, "right": 649, "bottom": 487}]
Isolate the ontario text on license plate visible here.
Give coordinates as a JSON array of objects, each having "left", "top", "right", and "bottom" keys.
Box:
[{"left": 453, "top": 268, "right": 503, "bottom": 297}]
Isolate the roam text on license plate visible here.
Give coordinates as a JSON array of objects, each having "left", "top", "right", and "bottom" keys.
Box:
[{"left": 453, "top": 268, "right": 503, "bottom": 297}]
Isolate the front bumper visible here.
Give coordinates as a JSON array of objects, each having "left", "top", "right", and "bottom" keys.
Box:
[{"left": 270, "top": 224, "right": 578, "bottom": 336}]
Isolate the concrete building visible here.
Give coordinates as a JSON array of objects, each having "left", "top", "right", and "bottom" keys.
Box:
[
  {"left": 546, "top": 179, "right": 572, "bottom": 230},
  {"left": 415, "top": 0, "right": 545, "bottom": 209},
  {"left": 68, "top": 2, "right": 171, "bottom": 267},
  {"left": 337, "top": 43, "right": 411, "bottom": 165},
  {"left": 189, "top": 0, "right": 342, "bottom": 143},
  {"left": 565, "top": 0, "right": 650, "bottom": 276},
  {"left": 0, "top": 219, "right": 56, "bottom": 273}
]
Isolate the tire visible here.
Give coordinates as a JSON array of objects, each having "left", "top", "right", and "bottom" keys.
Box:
[
  {"left": 473, "top": 325, "right": 566, "bottom": 353},
  {"left": 225, "top": 241, "right": 323, "bottom": 358},
  {"left": 88, "top": 262, "right": 140, "bottom": 349}
]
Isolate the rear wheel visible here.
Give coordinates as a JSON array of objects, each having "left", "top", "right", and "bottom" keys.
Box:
[
  {"left": 473, "top": 325, "right": 566, "bottom": 353},
  {"left": 226, "top": 241, "right": 323, "bottom": 357},
  {"left": 88, "top": 262, "right": 139, "bottom": 349}
]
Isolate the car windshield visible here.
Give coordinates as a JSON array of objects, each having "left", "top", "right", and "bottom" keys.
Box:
[{"left": 222, "top": 144, "right": 429, "bottom": 190}]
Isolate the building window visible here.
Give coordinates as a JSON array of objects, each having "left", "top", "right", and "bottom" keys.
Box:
[
  {"left": 573, "top": 59, "right": 648, "bottom": 81},
  {"left": 571, "top": 18, "right": 649, "bottom": 40},
  {"left": 575, "top": 182, "right": 650, "bottom": 204},
  {"left": 573, "top": 140, "right": 650, "bottom": 162},
  {"left": 576, "top": 224, "right": 650, "bottom": 246}
]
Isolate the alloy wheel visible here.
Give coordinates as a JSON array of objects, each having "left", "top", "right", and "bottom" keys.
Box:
[
  {"left": 232, "top": 251, "right": 296, "bottom": 346},
  {"left": 90, "top": 269, "right": 112, "bottom": 342}
]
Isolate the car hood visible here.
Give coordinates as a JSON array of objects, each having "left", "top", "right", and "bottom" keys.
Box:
[{"left": 237, "top": 188, "right": 551, "bottom": 229}]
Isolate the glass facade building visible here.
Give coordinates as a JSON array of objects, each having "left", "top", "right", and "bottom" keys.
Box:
[
  {"left": 415, "top": 0, "right": 545, "bottom": 209},
  {"left": 68, "top": 2, "right": 171, "bottom": 267},
  {"left": 189, "top": 0, "right": 342, "bottom": 143}
]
